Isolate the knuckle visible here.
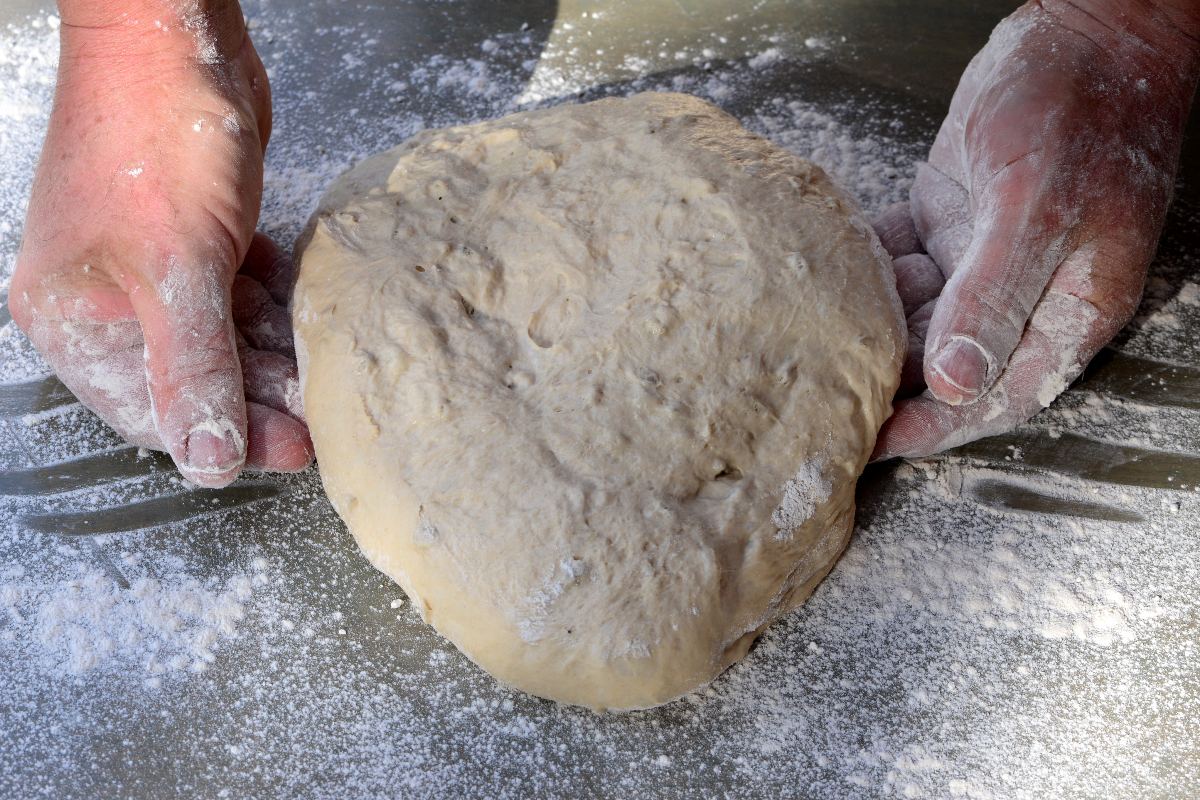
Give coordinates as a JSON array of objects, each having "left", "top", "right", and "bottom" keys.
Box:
[
  {"left": 154, "top": 332, "right": 240, "bottom": 390},
  {"left": 7, "top": 288, "right": 33, "bottom": 331}
]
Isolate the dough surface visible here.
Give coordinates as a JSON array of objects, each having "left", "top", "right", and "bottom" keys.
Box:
[{"left": 293, "top": 92, "right": 904, "bottom": 710}]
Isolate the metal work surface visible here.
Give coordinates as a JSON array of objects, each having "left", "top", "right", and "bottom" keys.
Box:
[{"left": 2, "top": 1, "right": 1199, "bottom": 797}]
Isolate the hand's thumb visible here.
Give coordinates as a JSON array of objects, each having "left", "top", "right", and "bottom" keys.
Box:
[
  {"left": 923, "top": 161, "right": 1073, "bottom": 406},
  {"left": 130, "top": 263, "right": 247, "bottom": 487}
]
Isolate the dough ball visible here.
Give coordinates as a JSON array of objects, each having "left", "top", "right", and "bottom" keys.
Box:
[{"left": 293, "top": 92, "right": 904, "bottom": 710}]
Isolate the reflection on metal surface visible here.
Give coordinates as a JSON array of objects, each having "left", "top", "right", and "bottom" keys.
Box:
[
  {"left": 21, "top": 481, "right": 286, "bottom": 536},
  {"left": 950, "top": 431, "right": 1198, "bottom": 490},
  {"left": 943, "top": 347, "right": 1200, "bottom": 515},
  {"left": 1075, "top": 347, "right": 1200, "bottom": 409},
  {"left": 517, "top": 0, "right": 770, "bottom": 104},
  {"left": 0, "top": 374, "right": 77, "bottom": 418},
  {"left": 87, "top": 539, "right": 132, "bottom": 589},
  {"left": 0, "top": 446, "right": 174, "bottom": 496},
  {"left": 0, "top": 388, "right": 286, "bottom": 533},
  {"left": 0, "top": 354, "right": 284, "bottom": 537},
  {"left": 968, "top": 479, "right": 1145, "bottom": 523}
]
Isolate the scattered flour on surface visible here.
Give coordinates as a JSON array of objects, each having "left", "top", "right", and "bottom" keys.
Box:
[{"left": 1, "top": 557, "right": 267, "bottom": 681}]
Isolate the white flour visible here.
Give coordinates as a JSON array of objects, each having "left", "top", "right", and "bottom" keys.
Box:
[
  {"left": 3, "top": 557, "right": 265, "bottom": 681},
  {"left": 1, "top": 4, "right": 1198, "bottom": 800},
  {"left": 772, "top": 457, "right": 833, "bottom": 538}
]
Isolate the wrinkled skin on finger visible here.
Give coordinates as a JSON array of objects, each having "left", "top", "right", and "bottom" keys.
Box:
[
  {"left": 8, "top": 2, "right": 311, "bottom": 486},
  {"left": 873, "top": 0, "right": 1200, "bottom": 461}
]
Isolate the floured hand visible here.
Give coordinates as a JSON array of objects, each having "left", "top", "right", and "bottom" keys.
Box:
[
  {"left": 874, "top": 0, "right": 1200, "bottom": 460},
  {"left": 9, "top": 0, "right": 312, "bottom": 487}
]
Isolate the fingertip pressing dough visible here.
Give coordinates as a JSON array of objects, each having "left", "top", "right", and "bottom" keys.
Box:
[{"left": 293, "top": 92, "right": 904, "bottom": 711}]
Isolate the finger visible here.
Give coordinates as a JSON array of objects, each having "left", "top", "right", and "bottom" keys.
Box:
[
  {"left": 8, "top": 263, "right": 163, "bottom": 449},
  {"left": 245, "top": 40, "right": 273, "bottom": 152},
  {"left": 245, "top": 402, "right": 314, "bottom": 472},
  {"left": 231, "top": 274, "right": 295, "bottom": 356},
  {"left": 130, "top": 263, "right": 247, "bottom": 488},
  {"left": 875, "top": 293, "right": 1086, "bottom": 460},
  {"left": 240, "top": 232, "right": 296, "bottom": 306},
  {"left": 910, "top": 162, "right": 971, "bottom": 279},
  {"left": 893, "top": 253, "right": 945, "bottom": 317},
  {"left": 872, "top": 202, "right": 923, "bottom": 259},
  {"left": 899, "top": 298, "right": 936, "bottom": 398},
  {"left": 873, "top": 239, "right": 1143, "bottom": 460},
  {"left": 907, "top": 2, "right": 1016, "bottom": 252},
  {"left": 238, "top": 340, "right": 305, "bottom": 420},
  {"left": 22, "top": 313, "right": 161, "bottom": 449},
  {"left": 921, "top": 154, "right": 1076, "bottom": 407}
]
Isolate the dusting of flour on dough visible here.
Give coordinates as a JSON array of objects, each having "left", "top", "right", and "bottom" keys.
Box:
[
  {"left": 517, "top": 557, "right": 587, "bottom": 644},
  {"left": 772, "top": 458, "right": 833, "bottom": 539}
]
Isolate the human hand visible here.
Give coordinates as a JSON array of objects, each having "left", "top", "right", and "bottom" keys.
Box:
[
  {"left": 873, "top": 0, "right": 1200, "bottom": 460},
  {"left": 9, "top": 0, "right": 312, "bottom": 487}
]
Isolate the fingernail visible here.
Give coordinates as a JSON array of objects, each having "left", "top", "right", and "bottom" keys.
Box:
[
  {"left": 183, "top": 425, "right": 245, "bottom": 484},
  {"left": 929, "top": 336, "right": 991, "bottom": 406}
]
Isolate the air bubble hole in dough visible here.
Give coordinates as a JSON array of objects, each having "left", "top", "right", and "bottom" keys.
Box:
[{"left": 293, "top": 92, "right": 904, "bottom": 711}]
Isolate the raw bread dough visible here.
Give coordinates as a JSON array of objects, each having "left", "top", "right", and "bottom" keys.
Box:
[{"left": 293, "top": 92, "right": 904, "bottom": 711}]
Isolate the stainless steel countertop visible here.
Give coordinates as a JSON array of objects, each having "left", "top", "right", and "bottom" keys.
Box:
[{"left": 2, "top": 1, "right": 1198, "bottom": 797}]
